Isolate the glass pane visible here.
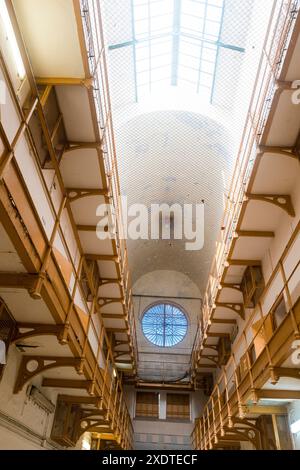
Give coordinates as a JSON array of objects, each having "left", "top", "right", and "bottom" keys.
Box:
[{"left": 142, "top": 303, "right": 188, "bottom": 347}]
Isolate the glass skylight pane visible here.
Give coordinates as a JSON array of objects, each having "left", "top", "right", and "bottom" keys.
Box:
[
  {"left": 182, "top": 0, "right": 205, "bottom": 18},
  {"left": 137, "top": 84, "right": 150, "bottom": 98},
  {"left": 151, "top": 66, "right": 170, "bottom": 81},
  {"left": 131, "top": 0, "right": 227, "bottom": 100},
  {"left": 151, "top": 15, "right": 172, "bottom": 34},
  {"left": 136, "top": 60, "right": 149, "bottom": 72},
  {"left": 204, "top": 20, "right": 221, "bottom": 38},
  {"left": 201, "top": 60, "right": 215, "bottom": 74},
  {"left": 150, "top": 39, "right": 172, "bottom": 56},
  {"left": 135, "top": 19, "right": 149, "bottom": 39},
  {"left": 150, "top": 0, "right": 173, "bottom": 17},
  {"left": 179, "top": 54, "right": 200, "bottom": 69},
  {"left": 181, "top": 14, "right": 204, "bottom": 34},
  {"left": 151, "top": 79, "right": 169, "bottom": 91},
  {"left": 202, "top": 46, "right": 217, "bottom": 62},
  {"left": 178, "top": 65, "right": 198, "bottom": 82},
  {"left": 135, "top": 44, "right": 149, "bottom": 61},
  {"left": 198, "top": 86, "right": 211, "bottom": 100},
  {"left": 207, "top": 5, "right": 223, "bottom": 22},
  {"left": 180, "top": 39, "right": 200, "bottom": 57},
  {"left": 134, "top": 5, "right": 148, "bottom": 21},
  {"left": 151, "top": 55, "right": 171, "bottom": 68},
  {"left": 137, "top": 70, "right": 150, "bottom": 84},
  {"left": 200, "top": 72, "right": 213, "bottom": 87},
  {"left": 208, "top": 0, "right": 224, "bottom": 6},
  {"left": 178, "top": 78, "right": 196, "bottom": 90}
]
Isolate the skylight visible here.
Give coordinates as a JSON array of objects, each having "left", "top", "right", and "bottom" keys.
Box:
[{"left": 129, "top": 0, "right": 242, "bottom": 102}]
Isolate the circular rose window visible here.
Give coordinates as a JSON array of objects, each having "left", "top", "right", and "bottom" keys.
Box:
[{"left": 142, "top": 303, "right": 188, "bottom": 347}]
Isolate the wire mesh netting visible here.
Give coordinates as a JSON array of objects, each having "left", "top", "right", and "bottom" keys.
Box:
[{"left": 101, "top": 0, "right": 278, "bottom": 381}]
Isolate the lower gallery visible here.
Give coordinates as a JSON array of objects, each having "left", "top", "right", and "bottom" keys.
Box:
[{"left": 0, "top": 0, "right": 300, "bottom": 452}]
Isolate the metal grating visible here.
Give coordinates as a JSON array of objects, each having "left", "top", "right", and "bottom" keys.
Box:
[{"left": 132, "top": 0, "right": 230, "bottom": 102}]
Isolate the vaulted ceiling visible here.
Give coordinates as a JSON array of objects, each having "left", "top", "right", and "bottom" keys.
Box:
[{"left": 103, "top": 0, "right": 274, "bottom": 293}]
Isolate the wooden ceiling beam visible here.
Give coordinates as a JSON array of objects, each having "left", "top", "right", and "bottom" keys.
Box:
[
  {"left": 106, "top": 328, "right": 129, "bottom": 333},
  {"left": 36, "top": 76, "right": 93, "bottom": 88},
  {"left": 220, "top": 283, "right": 243, "bottom": 292},
  {"left": 42, "top": 378, "right": 93, "bottom": 390},
  {"left": 275, "top": 80, "right": 295, "bottom": 90},
  {"left": 236, "top": 230, "right": 275, "bottom": 238},
  {"left": 0, "top": 272, "right": 39, "bottom": 290},
  {"left": 100, "top": 277, "right": 121, "bottom": 283},
  {"left": 77, "top": 225, "right": 98, "bottom": 232},
  {"left": 196, "top": 364, "right": 218, "bottom": 370},
  {"left": 256, "top": 389, "right": 300, "bottom": 400},
  {"left": 226, "top": 259, "right": 261, "bottom": 267},
  {"left": 63, "top": 141, "right": 102, "bottom": 153},
  {"left": 101, "top": 313, "right": 124, "bottom": 319},
  {"left": 86, "top": 254, "right": 119, "bottom": 262},
  {"left": 273, "top": 367, "right": 300, "bottom": 380},
  {"left": 210, "top": 318, "right": 237, "bottom": 325},
  {"left": 58, "top": 395, "right": 102, "bottom": 406},
  {"left": 206, "top": 332, "right": 230, "bottom": 338},
  {"left": 242, "top": 404, "right": 287, "bottom": 415}
]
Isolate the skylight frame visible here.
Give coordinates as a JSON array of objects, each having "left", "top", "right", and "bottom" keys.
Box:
[
  {"left": 108, "top": 0, "right": 245, "bottom": 102},
  {"left": 132, "top": 0, "right": 227, "bottom": 101}
]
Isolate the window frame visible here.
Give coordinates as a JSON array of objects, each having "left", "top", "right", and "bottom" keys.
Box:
[{"left": 141, "top": 301, "right": 189, "bottom": 348}]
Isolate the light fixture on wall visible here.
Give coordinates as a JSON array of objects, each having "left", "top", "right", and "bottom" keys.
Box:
[
  {"left": 0, "top": 0, "right": 26, "bottom": 79},
  {"left": 291, "top": 419, "right": 300, "bottom": 434}
]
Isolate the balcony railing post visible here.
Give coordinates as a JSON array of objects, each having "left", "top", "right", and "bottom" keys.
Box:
[
  {"left": 30, "top": 195, "right": 67, "bottom": 299},
  {"left": 258, "top": 301, "right": 277, "bottom": 384},
  {"left": 280, "top": 260, "right": 300, "bottom": 338},
  {"left": 217, "top": 384, "right": 224, "bottom": 437},
  {"left": 223, "top": 367, "right": 233, "bottom": 428},
  {"left": 211, "top": 394, "right": 218, "bottom": 444},
  {"left": 206, "top": 406, "right": 213, "bottom": 449},
  {"left": 232, "top": 353, "right": 243, "bottom": 417}
]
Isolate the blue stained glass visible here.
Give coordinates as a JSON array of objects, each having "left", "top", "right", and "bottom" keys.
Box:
[{"left": 142, "top": 303, "right": 188, "bottom": 347}]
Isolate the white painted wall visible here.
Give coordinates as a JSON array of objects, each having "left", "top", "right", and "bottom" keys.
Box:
[
  {"left": 0, "top": 346, "right": 60, "bottom": 450},
  {"left": 127, "top": 386, "right": 207, "bottom": 450},
  {"left": 134, "top": 419, "right": 193, "bottom": 450}
]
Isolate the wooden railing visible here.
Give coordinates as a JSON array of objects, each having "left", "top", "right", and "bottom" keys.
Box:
[
  {"left": 192, "top": 0, "right": 300, "bottom": 371},
  {"left": 192, "top": 220, "right": 300, "bottom": 449},
  {"left": 0, "top": 1, "right": 134, "bottom": 449},
  {"left": 191, "top": 0, "right": 300, "bottom": 451}
]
